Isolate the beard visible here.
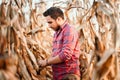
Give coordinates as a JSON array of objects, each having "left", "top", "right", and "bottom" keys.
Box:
[
  {"left": 55, "top": 26, "right": 60, "bottom": 31},
  {"left": 50, "top": 26, "right": 60, "bottom": 31}
]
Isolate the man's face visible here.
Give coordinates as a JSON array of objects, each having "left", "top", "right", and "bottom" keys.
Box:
[{"left": 46, "top": 16, "right": 60, "bottom": 31}]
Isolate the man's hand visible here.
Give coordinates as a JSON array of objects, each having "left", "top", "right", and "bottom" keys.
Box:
[
  {"left": 38, "top": 55, "right": 62, "bottom": 67},
  {"left": 38, "top": 60, "right": 47, "bottom": 67}
]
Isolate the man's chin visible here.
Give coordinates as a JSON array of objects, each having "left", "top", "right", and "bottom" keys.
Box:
[
  {"left": 49, "top": 27, "right": 55, "bottom": 31},
  {"left": 50, "top": 26, "right": 60, "bottom": 31}
]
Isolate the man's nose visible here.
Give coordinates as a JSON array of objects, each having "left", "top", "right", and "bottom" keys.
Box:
[{"left": 48, "top": 24, "right": 52, "bottom": 27}]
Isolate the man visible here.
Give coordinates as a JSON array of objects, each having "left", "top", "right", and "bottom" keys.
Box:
[{"left": 38, "top": 7, "right": 80, "bottom": 80}]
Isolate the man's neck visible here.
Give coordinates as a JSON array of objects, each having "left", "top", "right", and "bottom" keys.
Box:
[{"left": 60, "top": 20, "right": 67, "bottom": 29}]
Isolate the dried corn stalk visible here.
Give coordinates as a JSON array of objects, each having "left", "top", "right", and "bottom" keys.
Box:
[{"left": 0, "top": 0, "right": 120, "bottom": 80}]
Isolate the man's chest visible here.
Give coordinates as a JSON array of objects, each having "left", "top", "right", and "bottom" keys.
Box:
[{"left": 53, "top": 32, "right": 63, "bottom": 49}]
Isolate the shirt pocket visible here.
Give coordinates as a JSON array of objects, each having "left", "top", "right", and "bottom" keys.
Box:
[
  {"left": 52, "top": 38, "right": 63, "bottom": 56},
  {"left": 56, "top": 38, "right": 63, "bottom": 48}
]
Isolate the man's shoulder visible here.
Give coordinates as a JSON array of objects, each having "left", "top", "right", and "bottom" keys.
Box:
[{"left": 63, "top": 23, "right": 74, "bottom": 30}]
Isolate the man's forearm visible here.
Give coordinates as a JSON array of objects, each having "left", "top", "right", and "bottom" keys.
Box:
[{"left": 47, "top": 55, "right": 62, "bottom": 65}]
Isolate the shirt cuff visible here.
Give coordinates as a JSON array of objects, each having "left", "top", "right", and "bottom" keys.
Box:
[
  {"left": 59, "top": 52, "right": 66, "bottom": 61},
  {"left": 59, "top": 52, "right": 72, "bottom": 62}
]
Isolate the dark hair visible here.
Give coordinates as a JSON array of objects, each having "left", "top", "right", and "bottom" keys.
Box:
[{"left": 43, "top": 7, "right": 64, "bottom": 20}]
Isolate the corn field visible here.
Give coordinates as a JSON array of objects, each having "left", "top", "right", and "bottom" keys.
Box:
[{"left": 0, "top": 0, "right": 120, "bottom": 80}]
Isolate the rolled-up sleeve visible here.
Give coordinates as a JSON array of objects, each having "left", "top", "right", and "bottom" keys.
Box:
[{"left": 59, "top": 27, "right": 76, "bottom": 61}]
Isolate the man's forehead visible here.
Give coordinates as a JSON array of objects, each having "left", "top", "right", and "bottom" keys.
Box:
[
  {"left": 46, "top": 16, "right": 51, "bottom": 19},
  {"left": 46, "top": 16, "right": 53, "bottom": 20}
]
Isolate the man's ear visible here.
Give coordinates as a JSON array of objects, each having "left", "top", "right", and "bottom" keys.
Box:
[
  {"left": 56, "top": 17, "right": 60, "bottom": 25},
  {"left": 56, "top": 17, "right": 62, "bottom": 25},
  {"left": 56, "top": 17, "right": 62, "bottom": 22}
]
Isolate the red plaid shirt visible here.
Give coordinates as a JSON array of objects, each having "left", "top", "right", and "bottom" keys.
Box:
[{"left": 52, "top": 21, "right": 80, "bottom": 80}]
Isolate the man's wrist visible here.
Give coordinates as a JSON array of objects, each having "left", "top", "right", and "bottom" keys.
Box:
[{"left": 46, "top": 59, "right": 49, "bottom": 66}]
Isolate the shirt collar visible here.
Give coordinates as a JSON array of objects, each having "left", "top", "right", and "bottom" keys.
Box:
[
  {"left": 60, "top": 20, "right": 68, "bottom": 29},
  {"left": 55, "top": 20, "right": 68, "bottom": 34}
]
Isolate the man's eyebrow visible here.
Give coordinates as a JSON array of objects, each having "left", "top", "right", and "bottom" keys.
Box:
[{"left": 48, "top": 21, "right": 52, "bottom": 24}]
